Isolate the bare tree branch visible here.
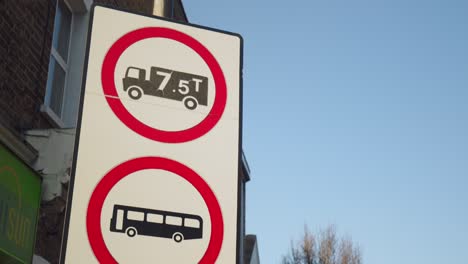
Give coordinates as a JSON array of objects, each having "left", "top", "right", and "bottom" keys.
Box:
[
  {"left": 318, "top": 225, "right": 337, "bottom": 264},
  {"left": 282, "top": 225, "right": 362, "bottom": 264},
  {"left": 301, "top": 225, "right": 316, "bottom": 264}
]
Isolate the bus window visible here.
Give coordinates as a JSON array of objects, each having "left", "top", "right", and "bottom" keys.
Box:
[
  {"left": 116, "top": 209, "right": 124, "bottom": 230},
  {"left": 127, "top": 211, "right": 144, "bottom": 221},
  {"left": 147, "top": 213, "right": 163, "bottom": 224},
  {"left": 166, "top": 216, "right": 182, "bottom": 226},
  {"left": 184, "top": 218, "right": 200, "bottom": 228}
]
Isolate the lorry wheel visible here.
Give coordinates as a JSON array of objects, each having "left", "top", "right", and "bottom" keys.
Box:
[
  {"left": 183, "top": 97, "right": 198, "bottom": 110},
  {"left": 128, "top": 87, "right": 143, "bottom": 100}
]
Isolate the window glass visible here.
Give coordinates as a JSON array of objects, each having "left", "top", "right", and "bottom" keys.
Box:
[
  {"left": 165, "top": 216, "right": 182, "bottom": 226},
  {"left": 52, "top": 1, "right": 71, "bottom": 61},
  {"left": 116, "top": 209, "right": 124, "bottom": 230},
  {"left": 147, "top": 213, "right": 163, "bottom": 224},
  {"left": 184, "top": 218, "right": 200, "bottom": 228},
  {"left": 127, "top": 68, "right": 142, "bottom": 79},
  {"left": 47, "top": 57, "right": 66, "bottom": 115},
  {"left": 45, "top": 0, "right": 72, "bottom": 121},
  {"left": 127, "top": 211, "right": 144, "bottom": 221}
]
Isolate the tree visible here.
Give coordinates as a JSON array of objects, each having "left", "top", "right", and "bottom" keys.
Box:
[{"left": 282, "top": 225, "right": 362, "bottom": 264}]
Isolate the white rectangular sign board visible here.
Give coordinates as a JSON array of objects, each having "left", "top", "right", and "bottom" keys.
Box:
[{"left": 60, "top": 5, "right": 242, "bottom": 264}]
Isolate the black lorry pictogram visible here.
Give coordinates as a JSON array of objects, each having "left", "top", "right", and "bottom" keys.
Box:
[
  {"left": 109, "top": 204, "right": 203, "bottom": 243},
  {"left": 122, "top": 66, "right": 209, "bottom": 110}
]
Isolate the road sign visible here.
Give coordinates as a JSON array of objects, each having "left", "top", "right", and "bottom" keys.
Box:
[{"left": 60, "top": 5, "right": 242, "bottom": 264}]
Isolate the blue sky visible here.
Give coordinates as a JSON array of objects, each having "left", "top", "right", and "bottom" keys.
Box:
[{"left": 185, "top": 1, "right": 468, "bottom": 263}]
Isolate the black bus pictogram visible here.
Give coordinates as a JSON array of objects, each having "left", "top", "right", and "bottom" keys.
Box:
[
  {"left": 122, "top": 66, "right": 209, "bottom": 110},
  {"left": 109, "top": 204, "right": 203, "bottom": 243}
]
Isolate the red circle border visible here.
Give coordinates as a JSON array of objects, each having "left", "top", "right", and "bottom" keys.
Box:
[
  {"left": 101, "top": 27, "right": 227, "bottom": 143},
  {"left": 86, "top": 157, "right": 224, "bottom": 263}
]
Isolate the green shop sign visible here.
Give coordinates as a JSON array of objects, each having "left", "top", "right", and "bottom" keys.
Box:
[{"left": 0, "top": 143, "right": 41, "bottom": 264}]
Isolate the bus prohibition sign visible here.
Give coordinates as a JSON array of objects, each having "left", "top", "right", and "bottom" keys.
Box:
[
  {"left": 86, "top": 157, "right": 224, "bottom": 264},
  {"left": 101, "top": 27, "right": 228, "bottom": 143}
]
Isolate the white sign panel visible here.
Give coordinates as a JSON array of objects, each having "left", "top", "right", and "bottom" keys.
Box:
[{"left": 60, "top": 5, "right": 242, "bottom": 264}]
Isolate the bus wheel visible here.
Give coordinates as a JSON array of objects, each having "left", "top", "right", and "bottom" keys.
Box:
[
  {"left": 126, "top": 227, "right": 137, "bottom": 237},
  {"left": 172, "top": 232, "right": 184, "bottom": 243},
  {"left": 128, "top": 86, "right": 143, "bottom": 100},
  {"left": 183, "top": 97, "right": 198, "bottom": 110}
]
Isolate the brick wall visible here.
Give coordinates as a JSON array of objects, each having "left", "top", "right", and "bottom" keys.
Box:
[{"left": 0, "top": 0, "right": 56, "bottom": 134}]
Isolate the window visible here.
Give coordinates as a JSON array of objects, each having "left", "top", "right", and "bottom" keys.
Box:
[
  {"left": 147, "top": 213, "right": 163, "bottom": 223},
  {"left": 127, "top": 68, "right": 143, "bottom": 79},
  {"left": 184, "top": 218, "right": 200, "bottom": 228},
  {"left": 127, "top": 211, "right": 144, "bottom": 221},
  {"left": 165, "top": 216, "right": 182, "bottom": 226},
  {"left": 44, "top": 0, "right": 72, "bottom": 124}
]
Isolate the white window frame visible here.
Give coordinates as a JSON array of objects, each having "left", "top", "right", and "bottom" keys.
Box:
[{"left": 42, "top": 0, "right": 74, "bottom": 128}]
